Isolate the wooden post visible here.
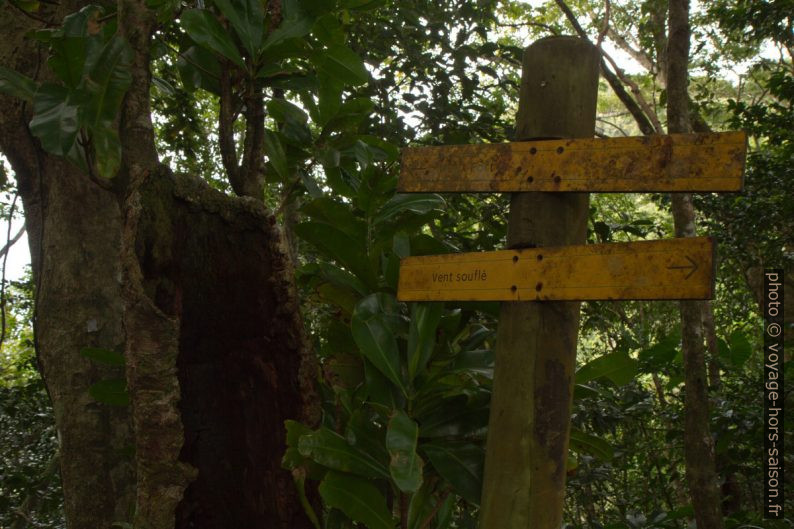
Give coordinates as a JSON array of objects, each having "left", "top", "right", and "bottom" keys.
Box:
[{"left": 479, "top": 36, "right": 600, "bottom": 528}]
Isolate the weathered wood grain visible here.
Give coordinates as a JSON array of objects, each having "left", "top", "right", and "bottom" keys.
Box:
[
  {"left": 399, "top": 131, "right": 746, "bottom": 193},
  {"left": 398, "top": 237, "right": 714, "bottom": 301}
]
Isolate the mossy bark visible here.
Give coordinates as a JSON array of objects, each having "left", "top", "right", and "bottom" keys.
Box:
[{"left": 0, "top": 0, "right": 320, "bottom": 527}]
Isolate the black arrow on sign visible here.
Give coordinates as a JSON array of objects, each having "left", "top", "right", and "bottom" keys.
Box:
[{"left": 667, "top": 255, "right": 698, "bottom": 279}]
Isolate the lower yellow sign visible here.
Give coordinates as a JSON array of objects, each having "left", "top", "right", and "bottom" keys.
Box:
[{"left": 397, "top": 237, "right": 714, "bottom": 301}]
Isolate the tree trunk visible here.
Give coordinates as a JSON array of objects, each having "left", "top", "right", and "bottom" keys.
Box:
[
  {"left": 0, "top": 0, "right": 320, "bottom": 527},
  {"left": 666, "top": 1, "right": 725, "bottom": 528}
]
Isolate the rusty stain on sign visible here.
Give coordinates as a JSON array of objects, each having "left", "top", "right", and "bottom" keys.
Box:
[
  {"left": 398, "top": 131, "right": 746, "bottom": 193},
  {"left": 397, "top": 237, "right": 715, "bottom": 302}
]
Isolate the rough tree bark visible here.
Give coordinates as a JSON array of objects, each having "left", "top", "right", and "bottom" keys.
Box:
[
  {"left": 666, "top": 1, "right": 725, "bottom": 528},
  {"left": 0, "top": 0, "right": 320, "bottom": 527}
]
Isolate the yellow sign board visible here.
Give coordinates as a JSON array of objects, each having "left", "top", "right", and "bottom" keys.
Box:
[
  {"left": 399, "top": 131, "right": 746, "bottom": 193},
  {"left": 397, "top": 237, "right": 714, "bottom": 302}
]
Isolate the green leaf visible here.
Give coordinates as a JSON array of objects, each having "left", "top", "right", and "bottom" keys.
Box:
[
  {"left": 282, "top": 419, "right": 314, "bottom": 469},
  {"left": 387, "top": 411, "right": 423, "bottom": 492},
  {"left": 298, "top": 427, "right": 389, "bottom": 479},
  {"left": 30, "top": 83, "right": 83, "bottom": 157},
  {"left": 575, "top": 350, "right": 638, "bottom": 386},
  {"left": 373, "top": 194, "right": 445, "bottom": 226},
  {"left": 638, "top": 333, "right": 680, "bottom": 371},
  {"left": 415, "top": 396, "right": 490, "bottom": 439},
  {"left": 263, "top": 129, "right": 289, "bottom": 180},
  {"left": 83, "top": 35, "right": 133, "bottom": 128},
  {"left": 407, "top": 303, "right": 443, "bottom": 381},
  {"left": 317, "top": 44, "right": 369, "bottom": 85},
  {"left": 211, "top": 0, "right": 263, "bottom": 58},
  {"left": 352, "top": 294, "right": 406, "bottom": 395},
  {"left": 0, "top": 65, "right": 37, "bottom": 102},
  {"left": 319, "top": 472, "right": 394, "bottom": 529},
  {"left": 294, "top": 221, "right": 375, "bottom": 288},
  {"left": 177, "top": 45, "right": 221, "bottom": 93},
  {"left": 569, "top": 427, "right": 614, "bottom": 461},
  {"left": 723, "top": 330, "right": 752, "bottom": 367},
  {"left": 80, "top": 347, "right": 124, "bottom": 366},
  {"left": 261, "top": 15, "right": 314, "bottom": 51},
  {"left": 47, "top": 5, "right": 102, "bottom": 88},
  {"left": 91, "top": 124, "right": 122, "bottom": 178},
  {"left": 181, "top": 9, "right": 246, "bottom": 69},
  {"left": 89, "top": 379, "right": 129, "bottom": 406},
  {"left": 421, "top": 442, "right": 483, "bottom": 505},
  {"left": 267, "top": 98, "right": 309, "bottom": 124}
]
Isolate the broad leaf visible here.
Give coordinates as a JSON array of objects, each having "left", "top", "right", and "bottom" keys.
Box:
[
  {"left": 407, "top": 303, "right": 443, "bottom": 381},
  {"left": 298, "top": 427, "right": 389, "bottom": 479},
  {"left": 294, "top": 221, "right": 375, "bottom": 288},
  {"left": 181, "top": 9, "right": 246, "bottom": 70},
  {"left": 262, "top": 15, "right": 314, "bottom": 50},
  {"left": 211, "top": 0, "right": 263, "bottom": 57},
  {"left": 575, "top": 350, "right": 638, "bottom": 386},
  {"left": 721, "top": 330, "right": 752, "bottom": 368},
  {"left": 352, "top": 294, "right": 406, "bottom": 395},
  {"left": 30, "top": 83, "right": 83, "bottom": 157},
  {"left": 263, "top": 129, "right": 289, "bottom": 180},
  {"left": 374, "top": 194, "right": 445, "bottom": 226},
  {"left": 83, "top": 36, "right": 133, "bottom": 128},
  {"left": 318, "top": 472, "right": 394, "bottom": 529},
  {"left": 0, "top": 66, "right": 37, "bottom": 102},
  {"left": 569, "top": 427, "right": 614, "bottom": 461},
  {"left": 422, "top": 442, "right": 483, "bottom": 505},
  {"left": 317, "top": 44, "right": 368, "bottom": 85},
  {"left": 386, "top": 411, "right": 423, "bottom": 492},
  {"left": 638, "top": 332, "right": 680, "bottom": 371}
]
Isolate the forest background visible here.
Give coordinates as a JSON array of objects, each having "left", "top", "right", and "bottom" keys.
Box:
[{"left": 0, "top": 0, "right": 791, "bottom": 528}]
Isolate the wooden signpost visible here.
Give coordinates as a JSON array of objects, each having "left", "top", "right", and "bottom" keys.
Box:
[
  {"left": 397, "top": 237, "right": 715, "bottom": 302},
  {"left": 399, "top": 131, "right": 746, "bottom": 193},
  {"left": 395, "top": 36, "right": 745, "bottom": 529}
]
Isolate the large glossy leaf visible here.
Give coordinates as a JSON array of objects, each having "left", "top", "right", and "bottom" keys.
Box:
[
  {"left": 46, "top": 5, "right": 102, "bottom": 88},
  {"left": 352, "top": 294, "right": 406, "bottom": 395},
  {"left": 638, "top": 333, "right": 680, "bottom": 371},
  {"left": 421, "top": 442, "right": 483, "bottom": 505},
  {"left": 569, "top": 427, "right": 614, "bottom": 461},
  {"left": 212, "top": 0, "right": 263, "bottom": 57},
  {"left": 373, "top": 194, "right": 445, "bottom": 226},
  {"left": 263, "top": 129, "right": 289, "bottom": 180},
  {"left": 261, "top": 15, "right": 314, "bottom": 51},
  {"left": 177, "top": 45, "right": 221, "bottom": 93},
  {"left": 386, "top": 411, "right": 423, "bottom": 492},
  {"left": 298, "top": 426, "right": 389, "bottom": 479},
  {"left": 30, "top": 83, "right": 82, "bottom": 157},
  {"left": 83, "top": 36, "right": 132, "bottom": 127},
  {"left": 181, "top": 9, "right": 246, "bottom": 69},
  {"left": 415, "top": 396, "right": 489, "bottom": 439},
  {"left": 318, "top": 472, "right": 394, "bottom": 529},
  {"left": 317, "top": 44, "right": 369, "bottom": 85},
  {"left": 0, "top": 66, "right": 37, "bottom": 102},
  {"left": 294, "top": 221, "right": 375, "bottom": 288},
  {"left": 407, "top": 303, "right": 443, "bottom": 381},
  {"left": 575, "top": 350, "right": 638, "bottom": 386},
  {"left": 300, "top": 197, "right": 367, "bottom": 241},
  {"left": 91, "top": 123, "right": 122, "bottom": 178}
]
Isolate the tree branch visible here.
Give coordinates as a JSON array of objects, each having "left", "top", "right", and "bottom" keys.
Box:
[{"left": 553, "top": 0, "right": 658, "bottom": 135}]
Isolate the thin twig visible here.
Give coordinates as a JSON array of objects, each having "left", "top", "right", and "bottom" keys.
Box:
[
  {"left": 0, "top": 226, "right": 25, "bottom": 260},
  {"left": 1, "top": 194, "right": 19, "bottom": 350}
]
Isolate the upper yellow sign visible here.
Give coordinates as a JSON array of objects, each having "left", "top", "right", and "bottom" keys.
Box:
[
  {"left": 397, "top": 237, "right": 714, "bottom": 302},
  {"left": 399, "top": 131, "right": 746, "bottom": 193}
]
